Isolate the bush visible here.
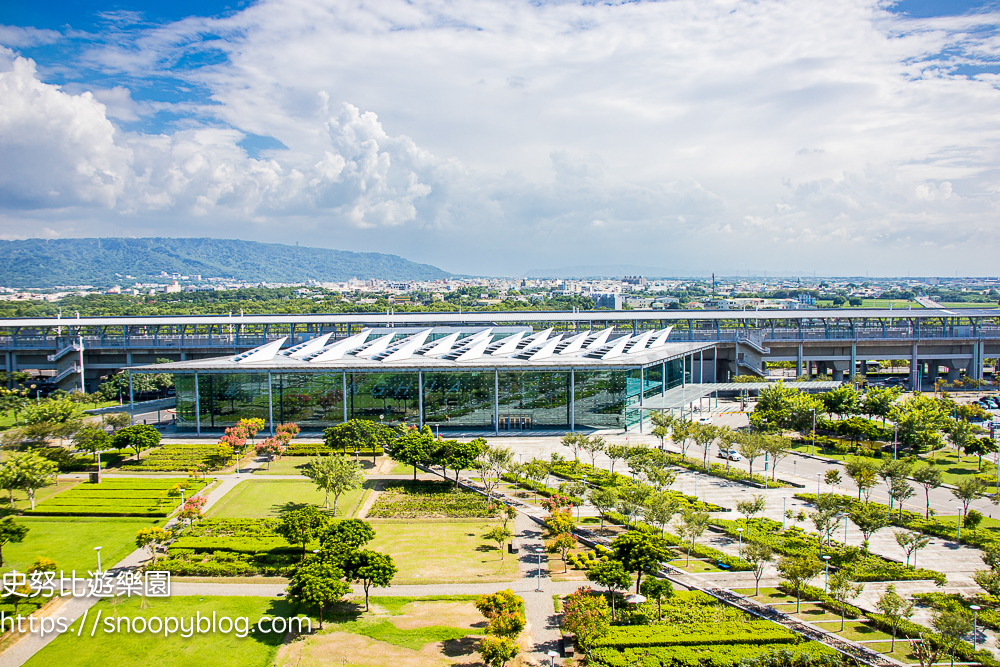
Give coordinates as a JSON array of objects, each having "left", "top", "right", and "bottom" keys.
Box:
[
  {"left": 115, "top": 443, "right": 225, "bottom": 472},
  {"left": 366, "top": 480, "right": 493, "bottom": 518}
]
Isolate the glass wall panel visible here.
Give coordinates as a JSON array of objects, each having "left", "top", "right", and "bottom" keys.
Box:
[
  {"left": 347, "top": 372, "right": 419, "bottom": 426},
  {"left": 497, "top": 371, "right": 570, "bottom": 429},
  {"left": 175, "top": 374, "right": 196, "bottom": 427},
  {"left": 573, "top": 370, "right": 627, "bottom": 430},
  {"left": 643, "top": 364, "right": 663, "bottom": 399},
  {"left": 422, "top": 371, "right": 495, "bottom": 428},
  {"left": 198, "top": 372, "right": 269, "bottom": 429},
  {"left": 666, "top": 358, "right": 684, "bottom": 390},
  {"left": 623, "top": 369, "right": 643, "bottom": 430},
  {"left": 273, "top": 373, "right": 344, "bottom": 427}
]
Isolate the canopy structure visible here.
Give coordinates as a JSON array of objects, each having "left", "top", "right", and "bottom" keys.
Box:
[{"left": 138, "top": 326, "right": 715, "bottom": 373}]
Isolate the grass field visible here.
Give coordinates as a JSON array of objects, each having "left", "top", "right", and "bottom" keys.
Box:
[
  {"left": 206, "top": 480, "right": 367, "bottom": 519},
  {"left": 24, "top": 596, "right": 297, "bottom": 667},
  {"left": 3, "top": 516, "right": 162, "bottom": 573},
  {"left": 367, "top": 520, "right": 513, "bottom": 585},
  {"left": 274, "top": 595, "right": 485, "bottom": 667},
  {"left": 250, "top": 458, "right": 312, "bottom": 476}
]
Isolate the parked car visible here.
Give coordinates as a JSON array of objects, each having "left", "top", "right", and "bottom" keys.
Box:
[{"left": 718, "top": 448, "right": 742, "bottom": 461}]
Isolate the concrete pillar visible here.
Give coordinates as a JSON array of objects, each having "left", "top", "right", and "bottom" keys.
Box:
[
  {"left": 850, "top": 344, "right": 857, "bottom": 380},
  {"left": 418, "top": 371, "right": 424, "bottom": 429},
  {"left": 267, "top": 372, "right": 274, "bottom": 435},
  {"left": 194, "top": 372, "right": 200, "bottom": 436},
  {"left": 570, "top": 369, "right": 575, "bottom": 432},
  {"left": 910, "top": 343, "right": 918, "bottom": 389},
  {"left": 797, "top": 344, "right": 804, "bottom": 378}
]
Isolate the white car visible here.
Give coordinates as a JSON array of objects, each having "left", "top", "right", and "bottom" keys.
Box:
[
  {"left": 718, "top": 448, "right": 742, "bottom": 461},
  {"left": 697, "top": 416, "right": 712, "bottom": 425}
]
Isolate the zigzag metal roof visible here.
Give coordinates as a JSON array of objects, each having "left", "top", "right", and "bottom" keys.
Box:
[{"left": 139, "top": 327, "right": 715, "bottom": 372}]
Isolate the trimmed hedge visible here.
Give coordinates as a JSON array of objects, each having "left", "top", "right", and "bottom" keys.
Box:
[
  {"left": 285, "top": 443, "right": 384, "bottom": 457},
  {"left": 593, "top": 622, "right": 796, "bottom": 648},
  {"left": 601, "top": 511, "right": 753, "bottom": 571},
  {"left": 501, "top": 474, "right": 585, "bottom": 505},
  {"left": 115, "top": 443, "right": 224, "bottom": 472},
  {"left": 591, "top": 640, "right": 837, "bottom": 667},
  {"left": 367, "top": 480, "right": 493, "bottom": 518},
  {"left": 663, "top": 452, "right": 791, "bottom": 489},
  {"left": 781, "top": 583, "right": 1000, "bottom": 667},
  {"left": 26, "top": 478, "right": 208, "bottom": 517}
]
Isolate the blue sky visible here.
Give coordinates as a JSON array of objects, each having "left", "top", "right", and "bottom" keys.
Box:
[{"left": 3, "top": 0, "right": 1000, "bottom": 276}]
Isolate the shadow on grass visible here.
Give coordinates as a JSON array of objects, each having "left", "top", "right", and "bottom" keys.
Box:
[{"left": 440, "top": 635, "right": 481, "bottom": 657}]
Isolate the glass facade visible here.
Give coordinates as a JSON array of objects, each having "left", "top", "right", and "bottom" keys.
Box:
[
  {"left": 497, "top": 371, "right": 570, "bottom": 429},
  {"left": 173, "top": 351, "right": 697, "bottom": 433},
  {"left": 573, "top": 370, "right": 628, "bottom": 430},
  {"left": 423, "top": 371, "right": 494, "bottom": 428}
]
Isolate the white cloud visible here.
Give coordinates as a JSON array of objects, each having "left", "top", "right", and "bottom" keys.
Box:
[{"left": 3, "top": 0, "right": 1000, "bottom": 274}]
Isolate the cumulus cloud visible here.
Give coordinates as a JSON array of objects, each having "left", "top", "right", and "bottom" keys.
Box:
[{"left": 3, "top": 0, "right": 1000, "bottom": 274}]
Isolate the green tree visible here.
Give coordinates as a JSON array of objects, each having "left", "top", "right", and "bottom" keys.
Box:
[
  {"left": 828, "top": 570, "right": 863, "bottom": 631},
  {"left": 321, "top": 518, "right": 376, "bottom": 549},
  {"left": 741, "top": 542, "right": 774, "bottom": 596},
  {"left": 736, "top": 494, "right": 767, "bottom": 526},
  {"left": 479, "top": 635, "right": 519, "bottom": 667},
  {"left": 135, "top": 526, "right": 171, "bottom": 565},
  {"left": 285, "top": 560, "right": 350, "bottom": 628},
  {"left": 485, "top": 525, "right": 516, "bottom": 562},
  {"left": 72, "top": 425, "right": 110, "bottom": 461},
  {"left": 895, "top": 530, "right": 931, "bottom": 568},
  {"left": 878, "top": 584, "right": 916, "bottom": 652},
  {"left": 676, "top": 508, "right": 709, "bottom": 569},
  {"left": 645, "top": 492, "right": 680, "bottom": 537},
  {"left": 821, "top": 385, "right": 861, "bottom": 420},
  {"left": 693, "top": 423, "right": 720, "bottom": 471},
  {"left": 736, "top": 432, "right": 766, "bottom": 479},
  {"left": 580, "top": 435, "right": 607, "bottom": 468},
  {"left": 605, "top": 444, "right": 630, "bottom": 476},
  {"left": 438, "top": 438, "right": 484, "bottom": 485},
  {"left": 849, "top": 502, "right": 889, "bottom": 550},
  {"left": 844, "top": 456, "right": 879, "bottom": 502},
  {"left": 776, "top": 554, "right": 823, "bottom": 612},
  {"left": 864, "top": 386, "right": 901, "bottom": 425},
  {"left": 390, "top": 426, "right": 436, "bottom": 480},
  {"left": 891, "top": 395, "right": 947, "bottom": 454},
  {"left": 342, "top": 549, "right": 397, "bottom": 610},
  {"left": 824, "top": 469, "right": 842, "bottom": 487},
  {"left": 913, "top": 466, "right": 944, "bottom": 519},
  {"left": 932, "top": 608, "right": 972, "bottom": 667},
  {"left": 103, "top": 412, "right": 133, "bottom": 432},
  {"left": 610, "top": 530, "right": 670, "bottom": 592},
  {"left": 589, "top": 487, "right": 618, "bottom": 530},
  {"left": 0, "top": 451, "right": 58, "bottom": 510},
  {"left": 111, "top": 424, "right": 161, "bottom": 458},
  {"left": 561, "top": 432, "right": 584, "bottom": 460},
  {"left": 952, "top": 477, "right": 985, "bottom": 517},
  {"left": 0, "top": 518, "right": 28, "bottom": 567},
  {"left": 640, "top": 576, "right": 673, "bottom": 621},
  {"left": 763, "top": 435, "right": 791, "bottom": 481},
  {"left": 277, "top": 506, "right": 330, "bottom": 561},
  {"left": 586, "top": 559, "right": 631, "bottom": 620},
  {"left": 323, "top": 418, "right": 395, "bottom": 454},
  {"left": 304, "top": 455, "right": 364, "bottom": 513}
]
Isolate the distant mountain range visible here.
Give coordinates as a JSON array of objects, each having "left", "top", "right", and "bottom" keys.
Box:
[{"left": 0, "top": 238, "right": 450, "bottom": 288}]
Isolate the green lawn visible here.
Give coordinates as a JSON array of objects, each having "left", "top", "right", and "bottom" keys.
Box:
[
  {"left": 389, "top": 459, "right": 416, "bottom": 476},
  {"left": 24, "top": 596, "right": 297, "bottom": 667},
  {"left": 250, "top": 457, "right": 312, "bottom": 476},
  {"left": 666, "top": 558, "right": 723, "bottom": 573},
  {"left": 367, "top": 520, "right": 513, "bottom": 585},
  {"left": 811, "top": 620, "right": 891, "bottom": 641},
  {"left": 3, "top": 517, "right": 161, "bottom": 573},
  {"left": 206, "top": 480, "right": 367, "bottom": 519}
]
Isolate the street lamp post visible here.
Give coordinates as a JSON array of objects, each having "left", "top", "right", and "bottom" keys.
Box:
[
  {"left": 893, "top": 425, "right": 898, "bottom": 460},
  {"left": 782, "top": 497, "right": 787, "bottom": 530},
  {"left": 972, "top": 605, "right": 981, "bottom": 649},
  {"left": 547, "top": 650, "right": 559, "bottom": 667},
  {"left": 823, "top": 555, "right": 831, "bottom": 593},
  {"left": 738, "top": 527, "right": 744, "bottom": 550},
  {"left": 536, "top": 553, "right": 543, "bottom": 592},
  {"left": 811, "top": 409, "right": 816, "bottom": 455},
  {"left": 94, "top": 546, "right": 102, "bottom": 574},
  {"left": 817, "top": 473, "right": 821, "bottom": 495}
]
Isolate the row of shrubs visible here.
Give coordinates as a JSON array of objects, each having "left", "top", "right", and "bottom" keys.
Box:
[
  {"left": 284, "top": 443, "right": 384, "bottom": 457},
  {"left": 796, "top": 491, "right": 1000, "bottom": 551},
  {"left": 26, "top": 478, "right": 207, "bottom": 517},
  {"left": 601, "top": 511, "right": 752, "bottom": 571},
  {"left": 590, "top": 643, "right": 838, "bottom": 667},
  {"left": 662, "top": 453, "right": 792, "bottom": 489},
  {"left": 711, "top": 518, "right": 946, "bottom": 585},
  {"left": 781, "top": 583, "right": 1000, "bottom": 667},
  {"left": 568, "top": 544, "right": 613, "bottom": 570},
  {"left": 157, "top": 547, "right": 298, "bottom": 577},
  {"left": 366, "top": 480, "right": 492, "bottom": 519},
  {"left": 593, "top": 622, "right": 797, "bottom": 648},
  {"left": 116, "top": 443, "right": 225, "bottom": 472},
  {"left": 500, "top": 474, "right": 585, "bottom": 506}
]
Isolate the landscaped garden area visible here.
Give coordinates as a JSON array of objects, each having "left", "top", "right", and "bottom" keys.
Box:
[
  {"left": 112, "top": 443, "right": 228, "bottom": 472},
  {"left": 25, "top": 478, "right": 209, "bottom": 517},
  {"left": 206, "top": 480, "right": 368, "bottom": 519}
]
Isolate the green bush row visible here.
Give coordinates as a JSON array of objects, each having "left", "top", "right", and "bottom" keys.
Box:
[
  {"left": 662, "top": 453, "right": 792, "bottom": 489},
  {"left": 501, "top": 473, "right": 585, "bottom": 505},
  {"left": 590, "top": 641, "right": 836, "bottom": 667},
  {"left": 602, "top": 511, "right": 753, "bottom": 571},
  {"left": 780, "top": 583, "right": 999, "bottom": 667},
  {"left": 593, "top": 621, "right": 797, "bottom": 648},
  {"left": 367, "top": 481, "right": 492, "bottom": 519},
  {"left": 285, "top": 443, "right": 383, "bottom": 457}
]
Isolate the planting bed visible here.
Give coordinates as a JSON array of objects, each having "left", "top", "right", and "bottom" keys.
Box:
[
  {"left": 366, "top": 480, "right": 493, "bottom": 519},
  {"left": 114, "top": 443, "right": 225, "bottom": 472},
  {"left": 25, "top": 478, "right": 208, "bottom": 517}
]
